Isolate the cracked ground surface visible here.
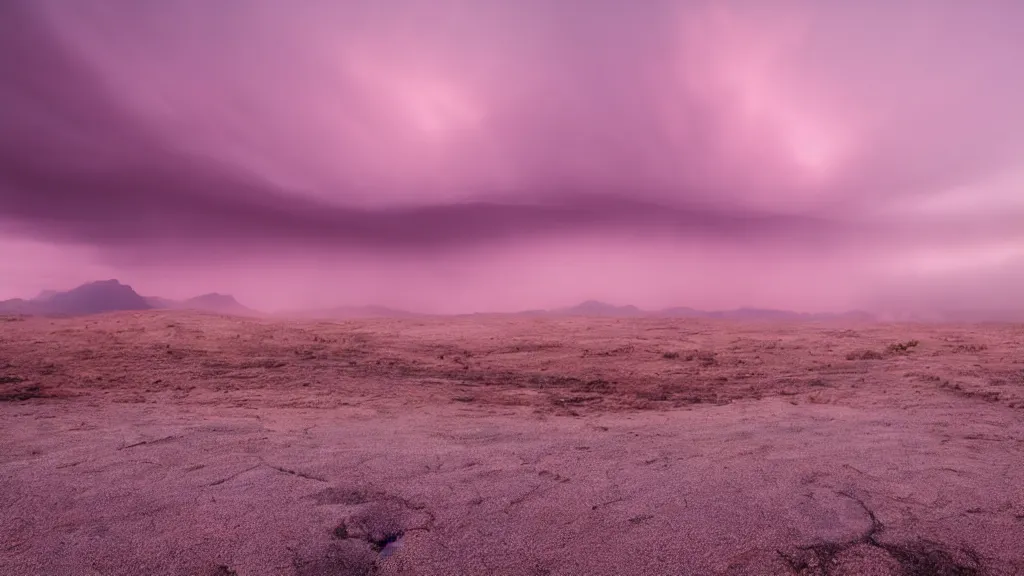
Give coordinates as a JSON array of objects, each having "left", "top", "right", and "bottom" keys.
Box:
[{"left": 1, "top": 312, "right": 1023, "bottom": 575}]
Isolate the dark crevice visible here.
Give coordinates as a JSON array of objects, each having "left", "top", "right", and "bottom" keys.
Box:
[
  {"left": 0, "top": 383, "right": 49, "bottom": 401},
  {"left": 332, "top": 518, "right": 406, "bottom": 556},
  {"left": 367, "top": 531, "right": 403, "bottom": 553},
  {"left": 262, "top": 462, "right": 328, "bottom": 483},
  {"left": 777, "top": 492, "right": 987, "bottom": 576}
]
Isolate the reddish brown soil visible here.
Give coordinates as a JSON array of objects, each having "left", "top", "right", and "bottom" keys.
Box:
[{"left": 2, "top": 312, "right": 1023, "bottom": 574}]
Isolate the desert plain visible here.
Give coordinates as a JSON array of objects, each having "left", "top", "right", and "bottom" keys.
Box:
[{"left": 1, "top": 312, "right": 1023, "bottom": 575}]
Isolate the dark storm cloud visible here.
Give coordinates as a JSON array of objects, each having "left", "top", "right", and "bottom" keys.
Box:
[
  {"left": 0, "top": 148, "right": 842, "bottom": 251},
  {"left": 1, "top": 0, "right": 1023, "bottom": 274},
  {"left": 0, "top": 0, "right": 849, "bottom": 253}
]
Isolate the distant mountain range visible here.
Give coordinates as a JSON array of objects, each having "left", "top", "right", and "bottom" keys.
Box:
[
  {"left": 0, "top": 280, "right": 255, "bottom": 317},
  {"left": 144, "top": 292, "right": 257, "bottom": 316},
  {"left": 2, "top": 282, "right": 1021, "bottom": 323},
  {"left": 544, "top": 300, "right": 876, "bottom": 321}
]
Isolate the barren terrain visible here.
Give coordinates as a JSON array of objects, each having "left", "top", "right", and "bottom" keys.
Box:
[{"left": 2, "top": 312, "right": 1023, "bottom": 575}]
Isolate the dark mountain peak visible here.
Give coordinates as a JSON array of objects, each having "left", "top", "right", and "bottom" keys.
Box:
[
  {"left": 187, "top": 293, "right": 238, "bottom": 305},
  {"left": 67, "top": 279, "right": 134, "bottom": 294},
  {"left": 41, "top": 279, "right": 151, "bottom": 315},
  {"left": 182, "top": 293, "right": 254, "bottom": 315},
  {"left": 561, "top": 300, "right": 642, "bottom": 316},
  {"left": 141, "top": 292, "right": 254, "bottom": 316}
]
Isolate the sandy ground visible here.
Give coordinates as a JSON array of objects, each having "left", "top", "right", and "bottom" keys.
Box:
[{"left": 1, "top": 312, "right": 1023, "bottom": 575}]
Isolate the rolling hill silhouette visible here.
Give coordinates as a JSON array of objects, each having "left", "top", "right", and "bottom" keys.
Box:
[
  {"left": 0, "top": 280, "right": 151, "bottom": 315},
  {"left": 145, "top": 293, "right": 256, "bottom": 316},
  {"left": 0, "top": 281, "right": 254, "bottom": 317}
]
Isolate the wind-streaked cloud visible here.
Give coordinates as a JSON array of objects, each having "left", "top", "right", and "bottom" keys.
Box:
[{"left": 1, "top": 0, "right": 1022, "bottom": 313}]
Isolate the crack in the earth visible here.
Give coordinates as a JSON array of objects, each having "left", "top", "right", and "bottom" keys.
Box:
[
  {"left": 118, "top": 435, "right": 180, "bottom": 451},
  {"left": 776, "top": 491, "right": 987, "bottom": 576}
]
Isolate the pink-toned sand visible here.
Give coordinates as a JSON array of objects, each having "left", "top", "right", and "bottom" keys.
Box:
[{"left": 1, "top": 312, "right": 1022, "bottom": 575}]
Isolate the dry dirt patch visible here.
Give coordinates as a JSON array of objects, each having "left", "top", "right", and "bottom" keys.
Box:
[{"left": 1, "top": 313, "right": 1023, "bottom": 575}]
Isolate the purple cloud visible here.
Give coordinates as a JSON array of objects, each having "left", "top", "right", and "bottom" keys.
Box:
[{"left": 2, "top": 0, "right": 1023, "bottom": 313}]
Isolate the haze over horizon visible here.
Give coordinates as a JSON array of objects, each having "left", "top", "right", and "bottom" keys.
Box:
[{"left": 2, "top": 0, "right": 1023, "bottom": 315}]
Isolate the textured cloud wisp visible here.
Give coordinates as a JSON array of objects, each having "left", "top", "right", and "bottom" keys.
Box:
[
  {"left": 1, "top": 0, "right": 1023, "bottom": 313},
  {"left": 0, "top": 1, "right": 826, "bottom": 253}
]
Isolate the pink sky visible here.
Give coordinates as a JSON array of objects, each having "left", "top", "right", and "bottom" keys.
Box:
[{"left": 1, "top": 0, "right": 1023, "bottom": 314}]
